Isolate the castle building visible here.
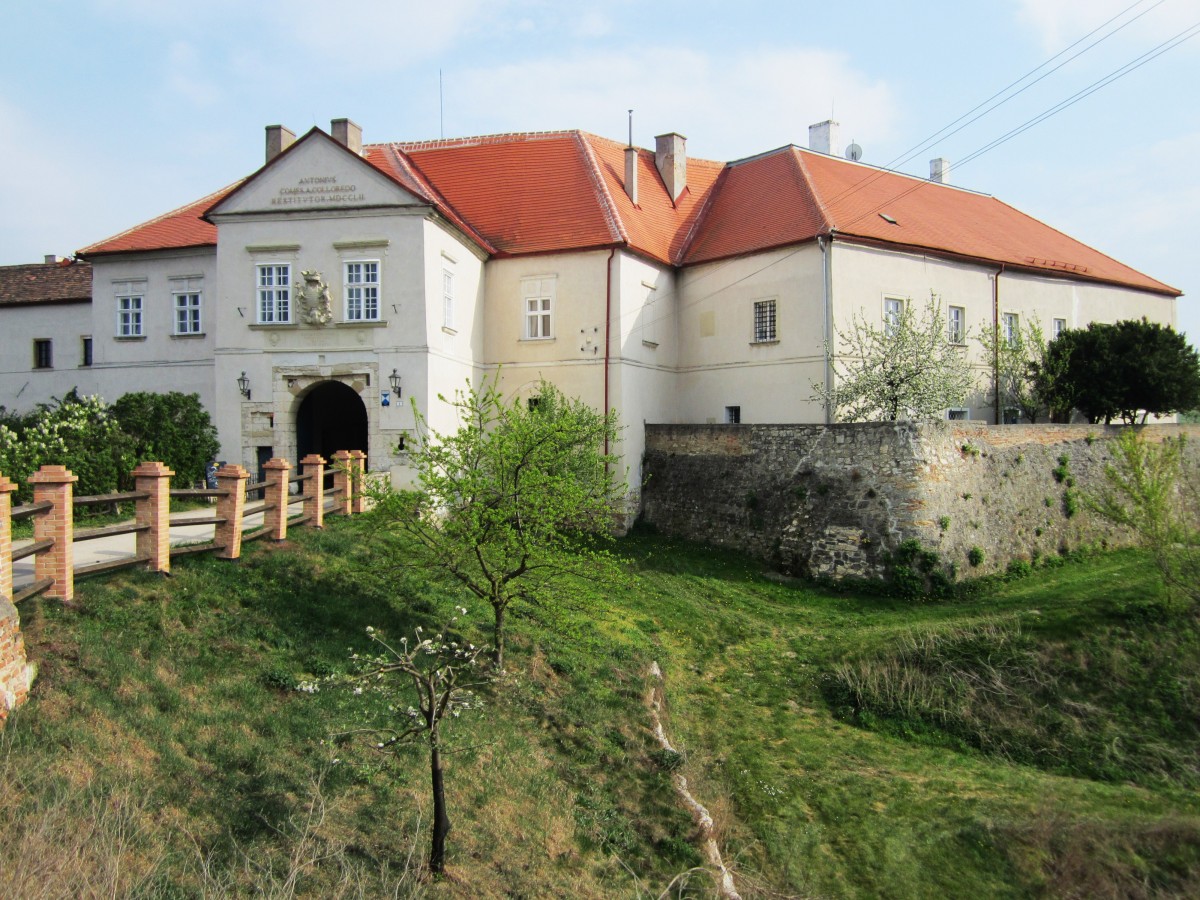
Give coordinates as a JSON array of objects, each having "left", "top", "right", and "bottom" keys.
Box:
[{"left": 0, "top": 118, "right": 1180, "bottom": 493}]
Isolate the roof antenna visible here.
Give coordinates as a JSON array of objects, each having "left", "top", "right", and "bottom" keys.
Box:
[{"left": 439, "top": 69, "right": 444, "bottom": 139}]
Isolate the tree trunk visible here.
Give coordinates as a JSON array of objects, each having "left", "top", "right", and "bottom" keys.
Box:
[
  {"left": 492, "top": 602, "right": 505, "bottom": 671},
  {"left": 429, "top": 739, "right": 451, "bottom": 875}
]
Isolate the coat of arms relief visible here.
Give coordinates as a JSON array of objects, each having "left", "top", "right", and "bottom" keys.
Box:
[{"left": 294, "top": 269, "right": 333, "bottom": 326}]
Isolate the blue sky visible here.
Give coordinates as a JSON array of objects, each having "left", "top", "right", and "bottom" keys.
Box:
[{"left": 2, "top": 0, "right": 1197, "bottom": 337}]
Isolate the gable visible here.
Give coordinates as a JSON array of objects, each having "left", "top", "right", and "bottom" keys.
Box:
[{"left": 209, "top": 132, "right": 426, "bottom": 217}]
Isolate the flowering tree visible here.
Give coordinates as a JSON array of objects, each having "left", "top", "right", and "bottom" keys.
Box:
[
  {"left": 978, "top": 316, "right": 1048, "bottom": 423},
  {"left": 340, "top": 615, "right": 490, "bottom": 876},
  {"left": 813, "top": 294, "right": 973, "bottom": 422},
  {"left": 365, "top": 379, "right": 624, "bottom": 670}
]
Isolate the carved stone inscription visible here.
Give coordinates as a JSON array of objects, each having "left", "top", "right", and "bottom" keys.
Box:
[{"left": 272, "top": 176, "right": 366, "bottom": 207}]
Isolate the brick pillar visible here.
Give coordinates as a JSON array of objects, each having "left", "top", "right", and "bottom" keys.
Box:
[
  {"left": 0, "top": 475, "right": 15, "bottom": 602},
  {"left": 29, "top": 465, "right": 76, "bottom": 603},
  {"left": 301, "top": 454, "right": 326, "bottom": 529},
  {"left": 262, "top": 458, "right": 291, "bottom": 542},
  {"left": 133, "top": 461, "right": 174, "bottom": 574},
  {"left": 348, "top": 450, "right": 367, "bottom": 514},
  {"left": 331, "top": 450, "right": 353, "bottom": 516},
  {"left": 0, "top": 596, "right": 35, "bottom": 726},
  {"left": 215, "top": 464, "right": 250, "bottom": 560}
]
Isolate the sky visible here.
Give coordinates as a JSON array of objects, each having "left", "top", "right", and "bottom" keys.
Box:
[{"left": 2, "top": 0, "right": 1198, "bottom": 338}]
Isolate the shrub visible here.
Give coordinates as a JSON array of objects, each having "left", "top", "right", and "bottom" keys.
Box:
[
  {"left": 111, "top": 391, "right": 220, "bottom": 488},
  {"left": 968, "top": 546, "right": 985, "bottom": 567}
]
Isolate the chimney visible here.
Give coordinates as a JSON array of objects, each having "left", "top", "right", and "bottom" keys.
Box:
[
  {"left": 808, "top": 120, "right": 841, "bottom": 157},
  {"left": 624, "top": 146, "right": 639, "bottom": 205},
  {"left": 654, "top": 132, "right": 687, "bottom": 203},
  {"left": 331, "top": 118, "right": 363, "bottom": 154},
  {"left": 43, "top": 254, "right": 64, "bottom": 265},
  {"left": 265, "top": 125, "right": 296, "bottom": 163},
  {"left": 930, "top": 157, "right": 951, "bottom": 184}
]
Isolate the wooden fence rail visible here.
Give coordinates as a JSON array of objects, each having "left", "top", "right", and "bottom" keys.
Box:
[{"left": 0, "top": 450, "right": 367, "bottom": 725}]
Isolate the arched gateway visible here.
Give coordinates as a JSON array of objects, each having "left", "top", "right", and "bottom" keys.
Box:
[{"left": 296, "top": 381, "right": 368, "bottom": 466}]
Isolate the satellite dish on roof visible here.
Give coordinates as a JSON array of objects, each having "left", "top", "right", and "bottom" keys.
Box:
[{"left": 845, "top": 142, "right": 863, "bottom": 162}]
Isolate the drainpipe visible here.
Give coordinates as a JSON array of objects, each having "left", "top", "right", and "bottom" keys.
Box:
[
  {"left": 993, "top": 264, "right": 1004, "bottom": 424},
  {"left": 604, "top": 248, "right": 616, "bottom": 456},
  {"left": 819, "top": 232, "right": 834, "bottom": 424}
]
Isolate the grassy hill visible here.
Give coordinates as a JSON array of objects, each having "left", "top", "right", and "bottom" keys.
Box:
[{"left": 2, "top": 522, "right": 1198, "bottom": 897}]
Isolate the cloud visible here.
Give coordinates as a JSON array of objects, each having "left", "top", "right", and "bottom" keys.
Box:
[
  {"left": 449, "top": 46, "right": 898, "bottom": 159},
  {"left": 1014, "top": 0, "right": 1200, "bottom": 53}
]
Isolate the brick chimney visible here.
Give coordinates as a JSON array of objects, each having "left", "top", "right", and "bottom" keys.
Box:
[
  {"left": 930, "top": 157, "right": 951, "bottom": 184},
  {"left": 809, "top": 120, "right": 841, "bottom": 156},
  {"left": 331, "top": 118, "right": 363, "bottom": 154},
  {"left": 654, "top": 133, "right": 687, "bottom": 203},
  {"left": 265, "top": 125, "right": 296, "bottom": 163}
]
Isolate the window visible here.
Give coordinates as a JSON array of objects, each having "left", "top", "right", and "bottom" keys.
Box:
[
  {"left": 174, "top": 291, "right": 202, "bottom": 334},
  {"left": 114, "top": 280, "right": 145, "bottom": 337},
  {"left": 1002, "top": 312, "right": 1019, "bottom": 347},
  {"left": 947, "top": 408, "right": 969, "bottom": 421},
  {"left": 344, "top": 261, "right": 380, "bottom": 321},
  {"left": 948, "top": 305, "right": 965, "bottom": 344},
  {"left": 81, "top": 336, "right": 92, "bottom": 367},
  {"left": 725, "top": 405, "right": 741, "bottom": 424},
  {"left": 442, "top": 268, "right": 455, "bottom": 329},
  {"left": 753, "top": 298, "right": 777, "bottom": 342},
  {"left": 1003, "top": 407, "right": 1021, "bottom": 425},
  {"left": 257, "top": 264, "right": 291, "bottom": 323},
  {"left": 1053, "top": 317, "right": 1067, "bottom": 339},
  {"left": 884, "top": 296, "right": 905, "bottom": 334},
  {"left": 33, "top": 339, "right": 52, "bottom": 369},
  {"left": 521, "top": 276, "right": 555, "bottom": 340}
]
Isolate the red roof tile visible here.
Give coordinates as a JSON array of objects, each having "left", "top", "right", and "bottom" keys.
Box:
[
  {"left": 74, "top": 129, "right": 1179, "bottom": 296},
  {"left": 0, "top": 259, "right": 92, "bottom": 306}
]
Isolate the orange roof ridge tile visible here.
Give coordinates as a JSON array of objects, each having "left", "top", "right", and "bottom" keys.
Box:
[
  {"left": 787, "top": 149, "right": 833, "bottom": 236},
  {"left": 385, "top": 129, "right": 582, "bottom": 152},
  {"left": 78, "top": 181, "right": 242, "bottom": 256},
  {"left": 674, "top": 165, "right": 730, "bottom": 265},
  {"left": 574, "top": 133, "right": 627, "bottom": 246},
  {"left": 379, "top": 144, "right": 497, "bottom": 254}
]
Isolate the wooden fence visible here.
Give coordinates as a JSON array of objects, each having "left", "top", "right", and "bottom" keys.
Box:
[{"left": 0, "top": 449, "right": 366, "bottom": 723}]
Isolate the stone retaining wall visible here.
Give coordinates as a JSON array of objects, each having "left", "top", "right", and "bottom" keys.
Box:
[
  {"left": 0, "top": 598, "right": 34, "bottom": 725},
  {"left": 641, "top": 423, "right": 1200, "bottom": 580}
]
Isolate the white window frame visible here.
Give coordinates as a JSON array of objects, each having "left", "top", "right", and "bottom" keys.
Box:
[
  {"left": 521, "top": 275, "right": 556, "bottom": 340},
  {"left": 114, "top": 280, "right": 145, "bottom": 337},
  {"left": 948, "top": 305, "right": 965, "bottom": 344},
  {"left": 752, "top": 298, "right": 777, "bottom": 343},
  {"left": 344, "top": 260, "right": 380, "bottom": 322},
  {"left": 442, "top": 267, "right": 455, "bottom": 330},
  {"left": 257, "top": 263, "right": 292, "bottom": 324},
  {"left": 1002, "top": 312, "right": 1020, "bottom": 348},
  {"left": 1053, "top": 317, "right": 1067, "bottom": 339},
  {"left": 883, "top": 296, "right": 905, "bottom": 335}
]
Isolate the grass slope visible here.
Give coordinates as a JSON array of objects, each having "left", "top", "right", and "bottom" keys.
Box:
[{"left": 2, "top": 522, "right": 1198, "bottom": 897}]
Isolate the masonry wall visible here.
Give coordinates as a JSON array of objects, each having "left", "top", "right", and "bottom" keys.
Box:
[
  {"left": 0, "top": 598, "right": 33, "bottom": 725},
  {"left": 642, "top": 422, "right": 1200, "bottom": 580}
]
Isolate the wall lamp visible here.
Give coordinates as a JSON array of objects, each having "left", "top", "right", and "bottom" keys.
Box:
[
  {"left": 389, "top": 368, "right": 402, "bottom": 398},
  {"left": 237, "top": 371, "right": 251, "bottom": 400}
]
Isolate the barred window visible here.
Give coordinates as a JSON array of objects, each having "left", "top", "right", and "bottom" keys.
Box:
[{"left": 753, "top": 298, "right": 777, "bottom": 342}]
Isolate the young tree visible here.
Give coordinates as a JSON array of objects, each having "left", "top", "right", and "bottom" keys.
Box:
[
  {"left": 365, "top": 379, "right": 625, "bottom": 670},
  {"left": 1089, "top": 429, "right": 1199, "bottom": 609},
  {"left": 340, "top": 618, "right": 489, "bottom": 875},
  {"left": 812, "top": 293, "right": 973, "bottom": 422},
  {"left": 978, "top": 316, "right": 1048, "bottom": 422}
]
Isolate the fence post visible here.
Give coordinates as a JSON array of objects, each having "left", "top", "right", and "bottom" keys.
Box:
[
  {"left": 348, "top": 450, "right": 367, "bottom": 514},
  {"left": 0, "top": 475, "right": 15, "bottom": 601},
  {"left": 331, "top": 450, "right": 353, "bottom": 516},
  {"left": 301, "top": 454, "right": 325, "bottom": 529},
  {"left": 214, "top": 464, "right": 250, "bottom": 560},
  {"left": 28, "top": 465, "right": 76, "bottom": 603},
  {"left": 133, "top": 461, "right": 174, "bottom": 574},
  {"left": 263, "top": 458, "right": 291, "bottom": 542}
]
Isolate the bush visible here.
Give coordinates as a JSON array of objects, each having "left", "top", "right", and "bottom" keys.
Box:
[
  {"left": 111, "top": 392, "right": 220, "bottom": 488},
  {"left": 968, "top": 546, "right": 985, "bottom": 568}
]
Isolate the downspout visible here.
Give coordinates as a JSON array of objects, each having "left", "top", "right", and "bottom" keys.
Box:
[
  {"left": 992, "top": 264, "right": 1004, "bottom": 424},
  {"left": 604, "top": 247, "right": 616, "bottom": 456},
  {"left": 819, "top": 232, "right": 834, "bottom": 424}
]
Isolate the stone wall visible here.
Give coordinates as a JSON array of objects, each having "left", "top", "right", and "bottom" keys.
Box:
[{"left": 641, "top": 423, "right": 1200, "bottom": 580}]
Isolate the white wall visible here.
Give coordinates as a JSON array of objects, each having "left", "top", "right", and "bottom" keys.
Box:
[{"left": 0, "top": 302, "right": 97, "bottom": 410}]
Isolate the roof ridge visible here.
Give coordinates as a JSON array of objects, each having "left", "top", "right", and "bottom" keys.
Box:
[
  {"left": 789, "top": 149, "right": 833, "bottom": 235},
  {"left": 575, "top": 133, "right": 627, "bottom": 246},
  {"left": 384, "top": 129, "right": 582, "bottom": 152},
  {"left": 78, "top": 181, "right": 240, "bottom": 256},
  {"left": 675, "top": 164, "right": 730, "bottom": 265},
  {"left": 385, "top": 144, "right": 497, "bottom": 254}
]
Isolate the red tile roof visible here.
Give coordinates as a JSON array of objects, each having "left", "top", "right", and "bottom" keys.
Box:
[
  {"left": 0, "top": 258, "right": 92, "bottom": 307},
  {"left": 76, "top": 130, "right": 1179, "bottom": 296}
]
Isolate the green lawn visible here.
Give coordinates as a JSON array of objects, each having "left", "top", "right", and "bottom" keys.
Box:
[{"left": 2, "top": 523, "right": 1197, "bottom": 897}]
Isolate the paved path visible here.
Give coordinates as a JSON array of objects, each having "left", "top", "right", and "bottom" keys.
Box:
[{"left": 11, "top": 498, "right": 319, "bottom": 591}]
